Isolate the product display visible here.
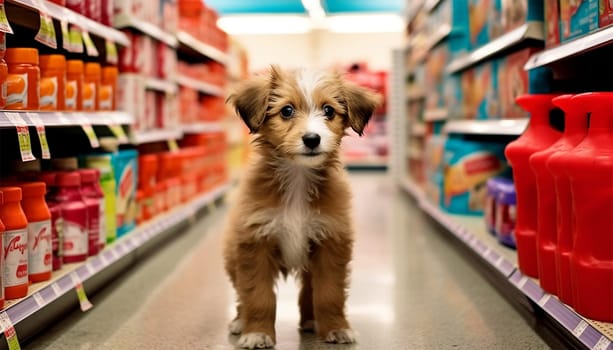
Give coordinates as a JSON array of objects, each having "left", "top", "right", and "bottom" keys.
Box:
[
  {"left": 38, "top": 172, "right": 64, "bottom": 271},
  {"left": 6, "top": 48, "right": 40, "bottom": 110},
  {"left": 0, "top": 187, "right": 29, "bottom": 299},
  {"left": 20, "top": 182, "right": 52, "bottom": 283},
  {"left": 56, "top": 172, "right": 89, "bottom": 263},
  {"left": 39, "top": 55, "right": 66, "bottom": 110}
]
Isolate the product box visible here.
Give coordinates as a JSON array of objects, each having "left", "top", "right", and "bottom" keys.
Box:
[
  {"left": 462, "top": 61, "right": 500, "bottom": 119},
  {"left": 560, "top": 0, "right": 599, "bottom": 42},
  {"left": 424, "top": 134, "right": 447, "bottom": 205},
  {"left": 601, "top": 0, "right": 613, "bottom": 27},
  {"left": 496, "top": 49, "right": 534, "bottom": 119},
  {"left": 112, "top": 150, "right": 138, "bottom": 237},
  {"left": 501, "top": 0, "right": 527, "bottom": 31},
  {"left": 117, "top": 74, "right": 146, "bottom": 131},
  {"left": 83, "top": 155, "right": 117, "bottom": 244},
  {"left": 144, "top": 90, "right": 157, "bottom": 130},
  {"left": 441, "top": 136, "right": 509, "bottom": 215},
  {"left": 545, "top": 0, "right": 561, "bottom": 46},
  {"left": 469, "top": 0, "right": 504, "bottom": 48},
  {"left": 425, "top": 45, "right": 449, "bottom": 110},
  {"left": 444, "top": 74, "right": 463, "bottom": 118},
  {"left": 157, "top": 42, "right": 177, "bottom": 80}
]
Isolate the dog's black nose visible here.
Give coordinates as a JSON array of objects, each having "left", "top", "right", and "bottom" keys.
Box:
[{"left": 302, "top": 133, "right": 321, "bottom": 149}]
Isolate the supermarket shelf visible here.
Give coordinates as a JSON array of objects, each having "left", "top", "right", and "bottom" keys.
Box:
[
  {"left": 411, "top": 23, "right": 452, "bottom": 63},
  {"left": 176, "top": 75, "right": 225, "bottom": 97},
  {"left": 525, "top": 25, "right": 613, "bottom": 69},
  {"left": 423, "top": 108, "right": 448, "bottom": 121},
  {"left": 131, "top": 128, "right": 183, "bottom": 144},
  {"left": 176, "top": 31, "right": 229, "bottom": 64},
  {"left": 0, "top": 111, "right": 133, "bottom": 128},
  {"left": 0, "top": 184, "right": 229, "bottom": 347},
  {"left": 8, "top": 0, "right": 130, "bottom": 46},
  {"left": 401, "top": 179, "right": 613, "bottom": 350},
  {"left": 444, "top": 118, "right": 528, "bottom": 135},
  {"left": 446, "top": 22, "right": 544, "bottom": 74},
  {"left": 113, "top": 13, "right": 177, "bottom": 47},
  {"left": 145, "top": 77, "right": 178, "bottom": 94},
  {"left": 181, "top": 122, "right": 225, "bottom": 134}
]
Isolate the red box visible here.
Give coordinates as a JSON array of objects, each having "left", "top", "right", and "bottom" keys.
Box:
[
  {"left": 601, "top": 0, "right": 613, "bottom": 27},
  {"left": 545, "top": 0, "right": 561, "bottom": 47}
]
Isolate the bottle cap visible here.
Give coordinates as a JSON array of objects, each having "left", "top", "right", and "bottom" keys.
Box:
[
  {"left": 57, "top": 172, "right": 81, "bottom": 187},
  {"left": 0, "top": 187, "right": 22, "bottom": 202},
  {"left": 5, "top": 48, "right": 39, "bottom": 65},
  {"left": 20, "top": 182, "right": 46, "bottom": 197}
]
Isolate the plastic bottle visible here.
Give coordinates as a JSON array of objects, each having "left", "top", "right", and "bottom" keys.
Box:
[
  {"left": 504, "top": 94, "right": 562, "bottom": 278},
  {"left": 83, "top": 62, "right": 101, "bottom": 111},
  {"left": 38, "top": 172, "right": 63, "bottom": 271},
  {"left": 567, "top": 92, "right": 613, "bottom": 322},
  {"left": 0, "top": 29, "right": 7, "bottom": 109},
  {"left": 20, "top": 182, "right": 52, "bottom": 282},
  {"left": 5, "top": 48, "right": 40, "bottom": 110},
  {"left": 84, "top": 155, "right": 117, "bottom": 245},
  {"left": 66, "top": 60, "right": 84, "bottom": 111},
  {"left": 56, "top": 172, "right": 88, "bottom": 263},
  {"left": 99, "top": 66, "right": 118, "bottom": 110},
  {"left": 39, "top": 54, "right": 66, "bottom": 110},
  {"left": 79, "top": 169, "right": 102, "bottom": 256},
  {"left": 0, "top": 187, "right": 29, "bottom": 299},
  {"left": 546, "top": 95, "right": 589, "bottom": 306},
  {"left": 0, "top": 190, "right": 5, "bottom": 308}
]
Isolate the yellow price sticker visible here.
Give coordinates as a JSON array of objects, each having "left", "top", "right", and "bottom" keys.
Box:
[
  {"left": 71, "top": 273, "right": 93, "bottom": 312},
  {"left": 108, "top": 124, "right": 128, "bottom": 144},
  {"left": 69, "top": 25, "right": 84, "bottom": 53},
  {"left": 35, "top": 12, "right": 57, "bottom": 49},
  {"left": 0, "top": 312, "right": 21, "bottom": 350},
  {"left": 0, "top": 4, "right": 13, "bottom": 34},
  {"left": 105, "top": 40, "right": 118, "bottom": 65},
  {"left": 167, "top": 139, "right": 179, "bottom": 151}
]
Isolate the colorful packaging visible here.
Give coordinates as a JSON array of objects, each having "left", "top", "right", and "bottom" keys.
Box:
[
  {"left": 83, "top": 62, "right": 101, "bottom": 111},
  {"left": 497, "top": 49, "right": 536, "bottom": 119},
  {"left": 113, "top": 150, "right": 138, "bottom": 237},
  {"left": 494, "top": 179, "right": 516, "bottom": 248},
  {"left": 545, "top": 0, "right": 561, "bottom": 46},
  {"left": 601, "top": 0, "right": 613, "bottom": 27},
  {"left": 66, "top": 60, "right": 84, "bottom": 111},
  {"left": 462, "top": 61, "right": 500, "bottom": 119},
  {"left": 469, "top": 0, "right": 504, "bottom": 48},
  {"left": 84, "top": 155, "right": 117, "bottom": 244},
  {"left": 425, "top": 45, "right": 449, "bottom": 111},
  {"left": 5, "top": 48, "right": 40, "bottom": 110},
  {"left": 117, "top": 74, "right": 146, "bottom": 131},
  {"left": 99, "top": 66, "right": 118, "bottom": 111},
  {"left": 39, "top": 54, "right": 66, "bottom": 110},
  {"left": 442, "top": 135, "right": 509, "bottom": 215},
  {"left": 501, "top": 0, "right": 527, "bottom": 31},
  {"left": 560, "top": 0, "right": 599, "bottom": 42},
  {"left": 56, "top": 172, "right": 89, "bottom": 263},
  {"left": 38, "top": 172, "right": 64, "bottom": 271},
  {"left": 0, "top": 187, "right": 29, "bottom": 299},
  {"left": 20, "top": 182, "right": 52, "bottom": 282},
  {"left": 79, "top": 170, "right": 101, "bottom": 256},
  {"left": 485, "top": 178, "right": 499, "bottom": 235}
]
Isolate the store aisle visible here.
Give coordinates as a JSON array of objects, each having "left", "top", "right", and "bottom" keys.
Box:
[{"left": 26, "top": 173, "right": 549, "bottom": 350}]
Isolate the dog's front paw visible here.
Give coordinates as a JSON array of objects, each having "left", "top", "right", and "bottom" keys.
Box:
[
  {"left": 325, "top": 329, "right": 357, "bottom": 344},
  {"left": 229, "top": 319, "right": 243, "bottom": 335},
  {"left": 237, "top": 332, "right": 275, "bottom": 349}
]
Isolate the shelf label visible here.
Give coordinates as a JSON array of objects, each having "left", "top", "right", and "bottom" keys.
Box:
[
  {"left": 68, "top": 25, "right": 84, "bottom": 53},
  {"left": 105, "top": 40, "right": 118, "bottom": 65},
  {"left": 81, "top": 30, "right": 99, "bottom": 57},
  {"left": 5, "top": 112, "right": 35, "bottom": 162},
  {"left": 50, "top": 282, "right": 62, "bottom": 296},
  {"left": 0, "top": 4, "right": 13, "bottom": 34},
  {"left": 537, "top": 294, "right": 551, "bottom": 307},
  {"left": 34, "top": 7, "right": 57, "bottom": 49},
  {"left": 167, "top": 139, "right": 179, "bottom": 151},
  {"left": 27, "top": 113, "right": 51, "bottom": 159},
  {"left": 108, "top": 124, "right": 128, "bottom": 144},
  {"left": 60, "top": 19, "right": 71, "bottom": 51},
  {"left": 0, "top": 312, "right": 21, "bottom": 350},
  {"left": 572, "top": 320, "right": 588, "bottom": 337},
  {"left": 70, "top": 272, "right": 93, "bottom": 312},
  {"left": 593, "top": 336, "right": 611, "bottom": 350},
  {"left": 32, "top": 292, "right": 45, "bottom": 308}
]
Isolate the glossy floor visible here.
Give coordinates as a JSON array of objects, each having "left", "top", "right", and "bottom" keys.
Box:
[{"left": 25, "top": 173, "right": 550, "bottom": 349}]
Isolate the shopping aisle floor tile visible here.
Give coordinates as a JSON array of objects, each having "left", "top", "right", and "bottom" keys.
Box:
[{"left": 25, "top": 173, "right": 550, "bottom": 349}]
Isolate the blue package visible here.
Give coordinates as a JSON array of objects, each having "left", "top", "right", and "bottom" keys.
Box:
[
  {"left": 560, "top": 0, "right": 599, "bottom": 42},
  {"left": 112, "top": 149, "right": 138, "bottom": 237}
]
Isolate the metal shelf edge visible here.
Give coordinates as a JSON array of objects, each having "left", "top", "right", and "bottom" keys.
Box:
[
  {"left": 0, "top": 111, "right": 134, "bottom": 128},
  {"left": 176, "top": 31, "right": 230, "bottom": 64},
  {"left": 176, "top": 75, "right": 225, "bottom": 97},
  {"left": 145, "top": 77, "right": 178, "bottom": 94},
  {"left": 443, "top": 118, "right": 528, "bottom": 135},
  {"left": 181, "top": 122, "right": 225, "bottom": 134},
  {"left": 113, "top": 14, "right": 178, "bottom": 47}
]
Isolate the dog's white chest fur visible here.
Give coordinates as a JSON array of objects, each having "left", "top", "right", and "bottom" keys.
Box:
[{"left": 252, "top": 163, "right": 325, "bottom": 270}]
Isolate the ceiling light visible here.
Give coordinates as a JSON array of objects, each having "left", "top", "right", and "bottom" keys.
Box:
[{"left": 217, "top": 15, "right": 313, "bottom": 35}]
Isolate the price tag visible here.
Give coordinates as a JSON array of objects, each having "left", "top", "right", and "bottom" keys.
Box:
[
  {"left": 593, "top": 336, "right": 612, "bottom": 350},
  {"left": 5, "top": 113, "right": 36, "bottom": 162},
  {"left": 0, "top": 4, "right": 13, "bottom": 34},
  {"left": 70, "top": 272, "right": 93, "bottom": 312},
  {"left": 108, "top": 124, "right": 128, "bottom": 144},
  {"left": 60, "top": 19, "right": 71, "bottom": 51},
  {"left": 537, "top": 294, "right": 551, "bottom": 307},
  {"left": 572, "top": 320, "right": 588, "bottom": 337},
  {"left": 167, "top": 139, "right": 179, "bottom": 151},
  {"left": 74, "top": 114, "right": 100, "bottom": 148},
  {"left": 34, "top": 10, "right": 57, "bottom": 49},
  {"left": 32, "top": 292, "right": 45, "bottom": 307},
  {"left": 51, "top": 282, "right": 62, "bottom": 296},
  {"left": 0, "top": 312, "right": 21, "bottom": 350},
  {"left": 27, "top": 113, "right": 51, "bottom": 159},
  {"left": 105, "top": 40, "right": 118, "bottom": 65},
  {"left": 81, "top": 29, "right": 99, "bottom": 57},
  {"left": 68, "top": 25, "right": 83, "bottom": 53},
  {"left": 98, "top": 253, "right": 108, "bottom": 266}
]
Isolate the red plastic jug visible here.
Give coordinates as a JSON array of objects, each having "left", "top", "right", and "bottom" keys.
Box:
[
  {"left": 505, "top": 94, "right": 562, "bottom": 278},
  {"left": 546, "top": 95, "right": 589, "bottom": 306},
  {"left": 80, "top": 169, "right": 102, "bottom": 256},
  {"left": 0, "top": 187, "right": 29, "bottom": 299},
  {"left": 56, "top": 172, "right": 89, "bottom": 263},
  {"left": 567, "top": 92, "right": 613, "bottom": 322}
]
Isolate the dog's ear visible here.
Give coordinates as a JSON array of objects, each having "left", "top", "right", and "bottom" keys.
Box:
[
  {"left": 227, "top": 77, "right": 269, "bottom": 134},
  {"left": 343, "top": 83, "right": 380, "bottom": 136}
]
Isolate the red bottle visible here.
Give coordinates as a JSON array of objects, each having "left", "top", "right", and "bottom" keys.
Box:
[
  {"left": 546, "top": 95, "right": 589, "bottom": 306},
  {"left": 0, "top": 190, "right": 5, "bottom": 308},
  {"left": 79, "top": 169, "right": 102, "bottom": 256},
  {"left": 567, "top": 92, "right": 613, "bottom": 322},
  {"left": 20, "top": 182, "right": 52, "bottom": 282},
  {"left": 38, "top": 172, "right": 63, "bottom": 271},
  {"left": 56, "top": 172, "right": 89, "bottom": 263},
  {"left": 505, "top": 95, "right": 562, "bottom": 278},
  {"left": 0, "top": 187, "right": 29, "bottom": 299}
]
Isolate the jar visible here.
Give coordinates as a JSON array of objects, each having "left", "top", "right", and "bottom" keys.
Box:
[
  {"left": 0, "top": 187, "right": 29, "bottom": 299},
  {"left": 66, "top": 60, "right": 84, "bottom": 110},
  {"left": 39, "top": 54, "right": 66, "bottom": 110},
  {"left": 5, "top": 48, "right": 40, "bottom": 110},
  {"left": 99, "top": 66, "right": 118, "bottom": 110},
  {"left": 83, "top": 62, "right": 101, "bottom": 111},
  {"left": 20, "top": 182, "right": 52, "bottom": 282}
]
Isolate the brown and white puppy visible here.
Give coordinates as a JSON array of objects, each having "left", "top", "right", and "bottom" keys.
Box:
[{"left": 223, "top": 65, "right": 379, "bottom": 349}]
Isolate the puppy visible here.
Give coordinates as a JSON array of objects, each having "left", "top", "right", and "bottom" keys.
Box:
[{"left": 223, "top": 65, "right": 379, "bottom": 349}]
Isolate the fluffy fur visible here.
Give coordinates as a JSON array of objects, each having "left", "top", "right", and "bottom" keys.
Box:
[{"left": 224, "top": 66, "right": 379, "bottom": 349}]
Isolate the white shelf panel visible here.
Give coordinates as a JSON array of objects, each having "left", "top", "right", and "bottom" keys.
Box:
[
  {"left": 525, "top": 25, "right": 613, "bottom": 69},
  {"left": 1, "top": 184, "right": 229, "bottom": 328},
  {"left": 131, "top": 128, "right": 183, "bottom": 144},
  {"left": 145, "top": 77, "right": 178, "bottom": 94},
  {"left": 0, "top": 111, "right": 133, "bottom": 128},
  {"left": 401, "top": 179, "right": 613, "bottom": 350},
  {"left": 444, "top": 118, "right": 528, "bottom": 136},
  {"left": 176, "top": 75, "right": 225, "bottom": 97},
  {"left": 8, "top": 0, "right": 130, "bottom": 46},
  {"left": 181, "top": 122, "right": 225, "bottom": 134},
  {"left": 176, "top": 31, "right": 229, "bottom": 64},
  {"left": 113, "top": 13, "right": 177, "bottom": 47},
  {"left": 446, "top": 22, "right": 544, "bottom": 74}
]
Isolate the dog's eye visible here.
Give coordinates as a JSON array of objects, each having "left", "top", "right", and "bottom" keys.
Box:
[
  {"left": 280, "top": 105, "right": 295, "bottom": 119},
  {"left": 323, "top": 105, "right": 335, "bottom": 119}
]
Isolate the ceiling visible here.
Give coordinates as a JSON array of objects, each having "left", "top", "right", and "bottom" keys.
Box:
[{"left": 205, "top": 0, "right": 404, "bottom": 15}]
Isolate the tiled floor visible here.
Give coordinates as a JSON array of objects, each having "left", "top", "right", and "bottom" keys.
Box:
[{"left": 25, "top": 173, "right": 550, "bottom": 349}]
